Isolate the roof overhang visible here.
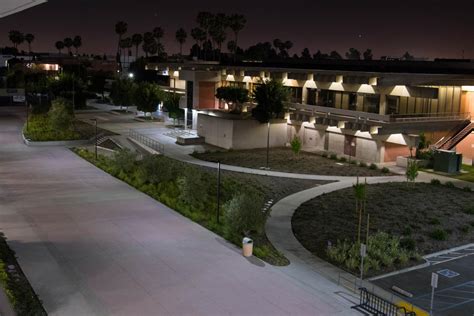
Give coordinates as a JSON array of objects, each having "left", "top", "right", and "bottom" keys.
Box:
[{"left": 0, "top": 0, "right": 46, "bottom": 18}]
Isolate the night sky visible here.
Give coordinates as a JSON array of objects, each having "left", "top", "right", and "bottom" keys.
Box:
[{"left": 1, "top": 0, "right": 473, "bottom": 59}]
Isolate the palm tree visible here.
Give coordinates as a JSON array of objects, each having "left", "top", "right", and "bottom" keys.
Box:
[
  {"left": 115, "top": 21, "right": 128, "bottom": 56},
  {"left": 24, "top": 33, "right": 34, "bottom": 53},
  {"left": 191, "top": 27, "right": 206, "bottom": 58},
  {"left": 131, "top": 33, "right": 143, "bottom": 57},
  {"left": 153, "top": 27, "right": 164, "bottom": 43},
  {"left": 197, "top": 12, "right": 214, "bottom": 59},
  {"left": 121, "top": 37, "right": 132, "bottom": 62},
  {"left": 228, "top": 14, "right": 246, "bottom": 57},
  {"left": 73, "top": 35, "right": 82, "bottom": 54},
  {"left": 63, "top": 37, "right": 73, "bottom": 54},
  {"left": 209, "top": 13, "right": 228, "bottom": 60},
  {"left": 55, "top": 41, "right": 65, "bottom": 54},
  {"left": 8, "top": 30, "right": 24, "bottom": 49},
  {"left": 175, "top": 28, "right": 187, "bottom": 56}
]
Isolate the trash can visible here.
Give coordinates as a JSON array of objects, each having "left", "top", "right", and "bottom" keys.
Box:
[{"left": 242, "top": 237, "right": 253, "bottom": 257}]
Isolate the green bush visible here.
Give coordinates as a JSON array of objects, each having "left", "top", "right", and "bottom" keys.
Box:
[
  {"left": 290, "top": 136, "right": 302, "bottom": 154},
  {"left": 339, "top": 157, "right": 347, "bottom": 162},
  {"left": 429, "top": 218, "right": 441, "bottom": 225},
  {"left": 429, "top": 229, "right": 448, "bottom": 241},
  {"left": 350, "top": 160, "right": 357, "bottom": 165},
  {"left": 223, "top": 192, "right": 266, "bottom": 241},
  {"left": 369, "top": 163, "right": 377, "bottom": 170},
  {"left": 444, "top": 181, "right": 455, "bottom": 188},
  {"left": 359, "top": 162, "right": 367, "bottom": 167},
  {"left": 463, "top": 186, "right": 472, "bottom": 192},
  {"left": 321, "top": 152, "right": 328, "bottom": 158},
  {"left": 327, "top": 232, "right": 419, "bottom": 274},
  {"left": 430, "top": 179, "right": 441, "bottom": 185},
  {"left": 381, "top": 167, "right": 390, "bottom": 173},
  {"left": 177, "top": 170, "right": 214, "bottom": 208},
  {"left": 48, "top": 98, "right": 73, "bottom": 131},
  {"left": 400, "top": 237, "right": 416, "bottom": 251},
  {"left": 110, "top": 149, "right": 137, "bottom": 175},
  {"left": 459, "top": 225, "right": 470, "bottom": 234},
  {"left": 463, "top": 204, "right": 474, "bottom": 215},
  {"left": 330, "top": 153, "right": 338, "bottom": 160}
]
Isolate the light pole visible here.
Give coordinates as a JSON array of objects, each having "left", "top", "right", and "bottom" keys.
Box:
[
  {"left": 91, "top": 118, "right": 98, "bottom": 160},
  {"left": 266, "top": 121, "right": 270, "bottom": 170},
  {"left": 216, "top": 161, "right": 221, "bottom": 224}
]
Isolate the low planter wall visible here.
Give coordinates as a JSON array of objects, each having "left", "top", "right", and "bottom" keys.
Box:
[
  {"left": 22, "top": 132, "right": 92, "bottom": 147},
  {"left": 396, "top": 156, "right": 430, "bottom": 168}
]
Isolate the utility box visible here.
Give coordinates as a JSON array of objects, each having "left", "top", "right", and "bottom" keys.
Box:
[{"left": 433, "top": 150, "right": 462, "bottom": 174}]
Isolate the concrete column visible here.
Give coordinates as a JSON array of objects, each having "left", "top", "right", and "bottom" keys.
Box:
[{"left": 379, "top": 94, "right": 387, "bottom": 115}]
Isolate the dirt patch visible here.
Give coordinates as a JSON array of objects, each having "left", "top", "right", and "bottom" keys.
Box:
[
  {"left": 292, "top": 182, "right": 474, "bottom": 267},
  {"left": 193, "top": 147, "right": 391, "bottom": 176}
]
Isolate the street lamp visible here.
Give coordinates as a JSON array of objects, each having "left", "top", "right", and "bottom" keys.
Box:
[
  {"left": 128, "top": 73, "right": 134, "bottom": 79},
  {"left": 90, "top": 118, "right": 98, "bottom": 160}
]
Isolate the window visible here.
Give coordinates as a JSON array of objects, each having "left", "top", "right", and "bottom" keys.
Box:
[
  {"left": 387, "top": 96, "right": 399, "bottom": 115},
  {"left": 289, "top": 87, "right": 303, "bottom": 103},
  {"left": 363, "top": 94, "right": 380, "bottom": 113},
  {"left": 348, "top": 93, "right": 358, "bottom": 111},
  {"left": 318, "top": 89, "right": 336, "bottom": 107},
  {"left": 307, "top": 88, "right": 317, "bottom": 105}
]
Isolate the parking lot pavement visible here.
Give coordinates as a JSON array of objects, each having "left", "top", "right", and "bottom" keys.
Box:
[{"left": 373, "top": 254, "right": 474, "bottom": 315}]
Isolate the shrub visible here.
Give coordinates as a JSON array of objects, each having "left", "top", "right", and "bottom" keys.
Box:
[
  {"left": 359, "top": 162, "right": 367, "bottom": 167},
  {"left": 350, "top": 160, "right": 357, "bottom": 165},
  {"left": 381, "top": 167, "right": 390, "bottom": 173},
  {"left": 406, "top": 159, "right": 419, "bottom": 184},
  {"left": 339, "top": 157, "right": 347, "bottom": 162},
  {"left": 223, "top": 191, "right": 266, "bottom": 241},
  {"left": 459, "top": 225, "right": 470, "bottom": 234},
  {"left": 463, "top": 204, "right": 474, "bottom": 215},
  {"left": 369, "top": 163, "right": 377, "bottom": 170},
  {"left": 429, "top": 229, "right": 448, "bottom": 241},
  {"left": 430, "top": 179, "right": 441, "bottom": 185},
  {"left": 321, "top": 152, "right": 328, "bottom": 158},
  {"left": 444, "top": 181, "right": 455, "bottom": 188},
  {"left": 463, "top": 186, "right": 472, "bottom": 192},
  {"left": 110, "top": 149, "right": 137, "bottom": 174},
  {"left": 400, "top": 237, "right": 416, "bottom": 251},
  {"left": 48, "top": 98, "right": 74, "bottom": 131},
  {"left": 177, "top": 169, "right": 213, "bottom": 208},
  {"left": 429, "top": 218, "right": 441, "bottom": 225},
  {"left": 330, "top": 153, "right": 338, "bottom": 160},
  {"left": 402, "top": 226, "right": 412, "bottom": 236},
  {"left": 290, "top": 136, "right": 302, "bottom": 154},
  {"left": 327, "top": 232, "right": 418, "bottom": 274},
  {"left": 137, "top": 155, "right": 181, "bottom": 185}
]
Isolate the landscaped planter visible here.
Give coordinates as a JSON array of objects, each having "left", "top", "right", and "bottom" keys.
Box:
[
  {"left": 22, "top": 132, "right": 92, "bottom": 147},
  {"left": 396, "top": 156, "right": 430, "bottom": 168}
]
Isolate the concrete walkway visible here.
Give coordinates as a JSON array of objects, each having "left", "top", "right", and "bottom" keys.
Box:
[{"left": 0, "top": 107, "right": 357, "bottom": 315}]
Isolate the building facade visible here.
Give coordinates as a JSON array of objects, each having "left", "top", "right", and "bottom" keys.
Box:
[{"left": 150, "top": 60, "right": 474, "bottom": 164}]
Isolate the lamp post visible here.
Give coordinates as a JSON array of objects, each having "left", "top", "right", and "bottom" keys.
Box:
[
  {"left": 216, "top": 161, "right": 221, "bottom": 224},
  {"left": 91, "top": 118, "right": 98, "bottom": 160},
  {"left": 266, "top": 121, "right": 270, "bottom": 170}
]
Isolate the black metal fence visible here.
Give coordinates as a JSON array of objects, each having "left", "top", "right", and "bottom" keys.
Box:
[
  {"left": 352, "top": 288, "right": 416, "bottom": 316},
  {"left": 129, "top": 129, "right": 164, "bottom": 154}
]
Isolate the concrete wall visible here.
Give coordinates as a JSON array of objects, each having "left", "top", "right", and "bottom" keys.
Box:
[
  {"left": 197, "top": 114, "right": 287, "bottom": 149},
  {"left": 455, "top": 132, "right": 474, "bottom": 165},
  {"left": 327, "top": 132, "right": 345, "bottom": 154}
]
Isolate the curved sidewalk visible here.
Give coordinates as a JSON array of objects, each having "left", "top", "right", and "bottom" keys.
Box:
[{"left": 265, "top": 176, "right": 405, "bottom": 285}]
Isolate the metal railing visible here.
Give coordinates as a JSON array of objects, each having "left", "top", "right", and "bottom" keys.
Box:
[
  {"left": 352, "top": 288, "right": 416, "bottom": 316},
  {"left": 129, "top": 129, "right": 164, "bottom": 154},
  {"left": 389, "top": 112, "right": 471, "bottom": 123}
]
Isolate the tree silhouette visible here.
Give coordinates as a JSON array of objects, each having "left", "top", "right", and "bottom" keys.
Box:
[
  {"left": 345, "top": 48, "right": 361, "bottom": 60},
  {"left": 8, "top": 30, "right": 24, "bottom": 49},
  {"left": 175, "top": 28, "right": 187, "bottom": 56},
  {"left": 228, "top": 14, "right": 246, "bottom": 58},
  {"left": 24, "top": 33, "right": 34, "bottom": 53},
  {"left": 301, "top": 48, "right": 311, "bottom": 59},
  {"left": 131, "top": 33, "right": 143, "bottom": 58},
  {"left": 63, "top": 37, "right": 73, "bottom": 54},
  {"left": 363, "top": 49, "right": 373, "bottom": 60},
  {"left": 402, "top": 51, "right": 414, "bottom": 60},
  {"left": 115, "top": 21, "right": 128, "bottom": 57},
  {"left": 55, "top": 41, "right": 65, "bottom": 54},
  {"left": 73, "top": 35, "right": 82, "bottom": 54}
]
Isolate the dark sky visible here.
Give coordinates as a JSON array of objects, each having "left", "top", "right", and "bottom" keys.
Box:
[{"left": 1, "top": 0, "right": 473, "bottom": 59}]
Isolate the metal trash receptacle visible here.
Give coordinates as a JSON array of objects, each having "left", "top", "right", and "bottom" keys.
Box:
[{"left": 242, "top": 237, "right": 253, "bottom": 257}]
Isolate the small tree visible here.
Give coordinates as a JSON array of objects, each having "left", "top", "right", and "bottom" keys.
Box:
[
  {"left": 215, "top": 86, "right": 249, "bottom": 113},
  {"left": 134, "top": 82, "right": 163, "bottom": 118},
  {"left": 353, "top": 177, "right": 367, "bottom": 244},
  {"left": 406, "top": 159, "right": 419, "bottom": 185},
  {"left": 48, "top": 98, "right": 74, "bottom": 131},
  {"left": 163, "top": 92, "right": 184, "bottom": 125},
  {"left": 252, "top": 79, "right": 289, "bottom": 169},
  {"left": 290, "top": 136, "right": 302, "bottom": 154},
  {"left": 110, "top": 78, "right": 136, "bottom": 111}
]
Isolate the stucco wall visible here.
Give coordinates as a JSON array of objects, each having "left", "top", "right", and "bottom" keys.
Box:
[
  {"left": 455, "top": 132, "right": 474, "bottom": 165},
  {"left": 356, "top": 137, "right": 381, "bottom": 163},
  {"left": 197, "top": 114, "right": 287, "bottom": 150},
  {"left": 302, "top": 127, "right": 326, "bottom": 150},
  {"left": 384, "top": 142, "right": 411, "bottom": 162},
  {"left": 327, "top": 132, "right": 345, "bottom": 154}
]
